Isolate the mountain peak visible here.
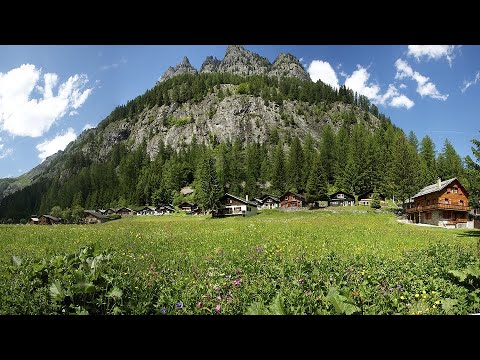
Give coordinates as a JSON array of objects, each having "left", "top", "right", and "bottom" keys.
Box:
[
  {"left": 158, "top": 56, "right": 197, "bottom": 83},
  {"left": 271, "top": 53, "right": 310, "bottom": 81}
]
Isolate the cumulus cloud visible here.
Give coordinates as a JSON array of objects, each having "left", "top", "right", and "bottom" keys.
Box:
[
  {"left": 307, "top": 60, "right": 339, "bottom": 88},
  {"left": 82, "top": 123, "right": 94, "bottom": 131},
  {"left": 390, "top": 94, "right": 415, "bottom": 109},
  {"left": 407, "top": 45, "right": 458, "bottom": 66},
  {"left": 462, "top": 71, "right": 480, "bottom": 93},
  {"left": 395, "top": 59, "right": 448, "bottom": 100},
  {"left": 0, "top": 64, "right": 93, "bottom": 137},
  {"left": 36, "top": 127, "right": 77, "bottom": 161},
  {"left": 399, "top": 83, "right": 407, "bottom": 89},
  {"left": 345, "top": 65, "right": 382, "bottom": 101},
  {"left": 0, "top": 143, "right": 13, "bottom": 159}
]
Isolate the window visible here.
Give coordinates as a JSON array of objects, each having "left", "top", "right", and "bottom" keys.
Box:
[
  {"left": 447, "top": 188, "right": 451, "bottom": 193},
  {"left": 427, "top": 200, "right": 430, "bottom": 205},
  {"left": 444, "top": 198, "right": 449, "bottom": 204},
  {"left": 247, "top": 207, "right": 251, "bottom": 211},
  {"left": 426, "top": 212, "right": 432, "bottom": 220},
  {"left": 459, "top": 200, "right": 464, "bottom": 206},
  {"left": 338, "top": 194, "right": 344, "bottom": 199},
  {"left": 443, "top": 211, "right": 450, "bottom": 219},
  {"left": 458, "top": 188, "right": 462, "bottom": 195},
  {"left": 234, "top": 207, "right": 241, "bottom": 212},
  {"left": 453, "top": 187, "right": 458, "bottom": 194}
]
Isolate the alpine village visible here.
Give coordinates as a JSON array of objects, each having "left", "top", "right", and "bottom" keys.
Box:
[{"left": 1, "top": 45, "right": 479, "bottom": 316}]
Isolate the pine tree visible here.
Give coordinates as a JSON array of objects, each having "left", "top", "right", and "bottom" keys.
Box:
[
  {"left": 318, "top": 125, "right": 336, "bottom": 184},
  {"left": 370, "top": 190, "right": 381, "bottom": 209},
  {"left": 271, "top": 141, "right": 286, "bottom": 196},
  {"left": 392, "top": 133, "right": 418, "bottom": 207},
  {"left": 465, "top": 131, "right": 480, "bottom": 208},
  {"left": 286, "top": 137, "right": 304, "bottom": 192},
  {"left": 306, "top": 154, "right": 328, "bottom": 203},
  {"left": 196, "top": 152, "right": 221, "bottom": 211},
  {"left": 436, "top": 138, "right": 464, "bottom": 181},
  {"left": 419, "top": 135, "right": 437, "bottom": 185},
  {"left": 302, "top": 133, "right": 315, "bottom": 185}
]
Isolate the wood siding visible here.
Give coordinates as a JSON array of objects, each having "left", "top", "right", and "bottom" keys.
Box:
[{"left": 409, "top": 179, "right": 469, "bottom": 212}]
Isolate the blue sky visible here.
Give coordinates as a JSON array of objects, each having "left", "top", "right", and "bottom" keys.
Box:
[{"left": 0, "top": 45, "right": 478, "bottom": 178}]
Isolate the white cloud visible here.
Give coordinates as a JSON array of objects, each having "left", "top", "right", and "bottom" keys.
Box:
[
  {"left": 395, "top": 59, "right": 448, "bottom": 100},
  {"left": 399, "top": 83, "right": 407, "bottom": 89},
  {"left": 0, "top": 146, "right": 12, "bottom": 159},
  {"left": 462, "top": 71, "right": 480, "bottom": 93},
  {"left": 345, "top": 65, "right": 381, "bottom": 100},
  {"left": 0, "top": 64, "right": 93, "bottom": 137},
  {"left": 407, "top": 45, "right": 458, "bottom": 66},
  {"left": 36, "top": 127, "right": 77, "bottom": 161},
  {"left": 69, "top": 110, "right": 79, "bottom": 116},
  {"left": 82, "top": 123, "right": 94, "bottom": 131},
  {"left": 307, "top": 60, "right": 339, "bottom": 88},
  {"left": 390, "top": 95, "right": 415, "bottom": 109}
]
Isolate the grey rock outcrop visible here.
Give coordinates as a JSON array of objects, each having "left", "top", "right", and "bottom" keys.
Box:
[
  {"left": 200, "top": 56, "right": 221, "bottom": 73},
  {"left": 271, "top": 53, "right": 310, "bottom": 81},
  {"left": 158, "top": 56, "right": 197, "bottom": 82},
  {"left": 217, "top": 45, "right": 271, "bottom": 76}
]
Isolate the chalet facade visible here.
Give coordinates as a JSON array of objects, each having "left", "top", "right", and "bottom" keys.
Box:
[
  {"left": 215, "top": 193, "right": 258, "bottom": 217},
  {"left": 178, "top": 202, "right": 197, "bottom": 212},
  {"left": 116, "top": 207, "right": 136, "bottom": 217},
  {"left": 137, "top": 206, "right": 157, "bottom": 216},
  {"left": 84, "top": 210, "right": 110, "bottom": 224},
  {"left": 157, "top": 204, "right": 175, "bottom": 214},
  {"left": 38, "top": 215, "right": 60, "bottom": 225},
  {"left": 405, "top": 178, "right": 470, "bottom": 228},
  {"left": 358, "top": 190, "right": 386, "bottom": 206},
  {"left": 279, "top": 192, "right": 305, "bottom": 208},
  {"left": 28, "top": 216, "right": 39, "bottom": 225},
  {"left": 329, "top": 191, "right": 355, "bottom": 206},
  {"left": 258, "top": 195, "right": 280, "bottom": 209}
]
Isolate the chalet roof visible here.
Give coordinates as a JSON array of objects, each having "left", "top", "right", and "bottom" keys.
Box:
[
  {"left": 116, "top": 207, "right": 134, "bottom": 212},
  {"left": 221, "top": 193, "right": 258, "bottom": 207},
  {"left": 84, "top": 210, "right": 109, "bottom": 219},
  {"left": 42, "top": 215, "right": 60, "bottom": 221},
  {"left": 358, "top": 190, "right": 386, "bottom": 200},
  {"left": 30, "top": 217, "right": 39, "bottom": 222},
  {"left": 136, "top": 206, "right": 156, "bottom": 211},
  {"left": 329, "top": 191, "right": 354, "bottom": 200},
  {"left": 280, "top": 191, "right": 305, "bottom": 200},
  {"left": 260, "top": 194, "right": 280, "bottom": 202},
  {"left": 179, "top": 201, "right": 195, "bottom": 207},
  {"left": 412, "top": 178, "right": 458, "bottom": 199}
]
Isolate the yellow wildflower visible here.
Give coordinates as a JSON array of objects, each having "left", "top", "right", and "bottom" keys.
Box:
[{"left": 415, "top": 294, "right": 419, "bottom": 298}]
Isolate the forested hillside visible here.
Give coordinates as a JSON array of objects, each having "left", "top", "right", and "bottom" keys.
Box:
[{"left": 0, "top": 46, "right": 471, "bottom": 222}]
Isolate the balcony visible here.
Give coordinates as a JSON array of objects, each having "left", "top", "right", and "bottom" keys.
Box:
[{"left": 405, "top": 202, "right": 470, "bottom": 213}]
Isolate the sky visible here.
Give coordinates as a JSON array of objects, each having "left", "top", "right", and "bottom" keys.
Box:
[{"left": 0, "top": 45, "right": 478, "bottom": 178}]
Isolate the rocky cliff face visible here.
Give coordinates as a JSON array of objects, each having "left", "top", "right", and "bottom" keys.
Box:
[
  {"left": 158, "top": 56, "right": 197, "bottom": 82},
  {"left": 159, "top": 45, "right": 310, "bottom": 83}
]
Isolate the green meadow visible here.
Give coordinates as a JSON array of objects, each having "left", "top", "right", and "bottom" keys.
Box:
[{"left": 1, "top": 208, "right": 479, "bottom": 315}]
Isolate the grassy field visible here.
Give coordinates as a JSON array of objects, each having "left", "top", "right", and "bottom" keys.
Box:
[{"left": 1, "top": 208, "right": 479, "bottom": 315}]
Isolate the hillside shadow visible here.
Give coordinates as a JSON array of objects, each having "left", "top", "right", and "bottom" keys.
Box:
[{"left": 456, "top": 230, "right": 480, "bottom": 238}]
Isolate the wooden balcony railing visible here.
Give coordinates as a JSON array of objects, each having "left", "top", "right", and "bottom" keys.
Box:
[{"left": 406, "top": 202, "right": 470, "bottom": 213}]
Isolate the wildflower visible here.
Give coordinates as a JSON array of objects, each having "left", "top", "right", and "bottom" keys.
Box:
[
  {"left": 397, "top": 284, "right": 402, "bottom": 290},
  {"left": 225, "top": 275, "right": 232, "bottom": 279},
  {"left": 299, "top": 279, "right": 305, "bottom": 285},
  {"left": 415, "top": 294, "right": 419, "bottom": 298},
  {"left": 233, "top": 278, "right": 242, "bottom": 286},
  {"left": 400, "top": 296, "right": 405, "bottom": 300},
  {"left": 176, "top": 301, "right": 183, "bottom": 309},
  {"left": 197, "top": 301, "right": 203, "bottom": 309},
  {"left": 361, "top": 271, "right": 365, "bottom": 275},
  {"left": 422, "top": 290, "right": 426, "bottom": 295},
  {"left": 431, "top": 291, "right": 436, "bottom": 295},
  {"left": 215, "top": 305, "right": 221, "bottom": 312},
  {"left": 435, "top": 300, "right": 440, "bottom": 305},
  {"left": 161, "top": 309, "right": 167, "bottom": 314},
  {"left": 432, "top": 305, "right": 436, "bottom": 309}
]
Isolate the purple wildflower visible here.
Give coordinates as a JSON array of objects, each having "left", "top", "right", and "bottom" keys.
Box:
[
  {"left": 397, "top": 284, "right": 402, "bottom": 290},
  {"left": 232, "top": 278, "right": 243, "bottom": 286},
  {"left": 176, "top": 301, "right": 183, "bottom": 309},
  {"left": 225, "top": 275, "right": 232, "bottom": 278},
  {"left": 197, "top": 301, "right": 203, "bottom": 309},
  {"left": 215, "top": 305, "right": 221, "bottom": 312},
  {"left": 299, "top": 279, "right": 305, "bottom": 285},
  {"left": 160, "top": 309, "right": 167, "bottom": 314}
]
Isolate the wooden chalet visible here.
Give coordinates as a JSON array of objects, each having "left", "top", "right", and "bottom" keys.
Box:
[
  {"left": 84, "top": 210, "right": 110, "bottom": 224},
  {"left": 158, "top": 204, "right": 175, "bottom": 214},
  {"left": 215, "top": 193, "right": 258, "bottom": 217},
  {"left": 28, "top": 216, "right": 39, "bottom": 225},
  {"left": 358, "top": 190, "right": 386, "bottom": 206},
  {"left": 405, "top": 178, "right": 470, "bottom": 228},
  {"left": 178, "top": 202, "right": 197, "bottom": 212},
  {"left": 258, "top": 194, "right": 280, "bottom": 209},
  {"left": 106, "top": 208, "right": 117, "bottom": 215},
  {"left": 279, "top": 191, "right": 306, "bottom": 208},
  {"left": 137, "top": 206, "right": 157, "bottom": 215},
  {"left": 116, "top": 207, "right": 136, "bottom": 217},
  {"left": 38, "top": 214, "right": 60, "bottom": 225},
  {"left": 329, "top": 191, "right": 355, "bottom": 206}
]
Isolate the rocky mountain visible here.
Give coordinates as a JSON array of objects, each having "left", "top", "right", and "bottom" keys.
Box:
[
  {"left": 159, "top": 45, "right": 310, "bottom": 83},
  {"left": 0, "top": 44, "right": 395, "bottom": 220}
]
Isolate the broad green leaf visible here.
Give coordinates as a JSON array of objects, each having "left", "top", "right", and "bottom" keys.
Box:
[
  {"left": 75, "top": 307, "right": 89, "bottom": 315},
  {"left": 11, "top": 255, "right": 22, "bottom": 267},
  {"left": 448, "top": 270, "right": 467, "bottom": 282},
  {"left": 267, "top": 293, "right": 286, "bottom": 315},
  {"left": 326, "top": 287, "right": 360, "bottom": 315},
  {"left": 464, "top": 266, "right": 480, "bottom": 279},
  {"left": 441, "top": 298, "right": 458, "bottom": 314},
  {"left": 49, "top": 281, "right": 64, "bottom": 300},
  {"left": 72, "top": 282, "right": 96, "bottom": 294},
  {"left": 107, "top": 287, "right": 123, "bottom": 299},
  {"left": 245, "top": 302, "right": 268, "bottom": 315}
]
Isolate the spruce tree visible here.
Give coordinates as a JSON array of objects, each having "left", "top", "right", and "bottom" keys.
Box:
[
  {"left": 271, "top": 141, "right": 286, "bottom": 196},
  {"left": 196, "top": 152, "right": 221, "bottom": 211},
  {"left": 370, "top": 190, "right": 381, "bottom": 209},
  {"left": 286, "top": 136, "right": 304, "bottom": 192},
  {"left": 306, "top": 154, "right": 328, "bottom": 203}
]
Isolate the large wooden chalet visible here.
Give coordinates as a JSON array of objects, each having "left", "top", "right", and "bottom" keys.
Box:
[
  {"left": 405, "top": 178, "right": 470, "bottom": 228},
  {"left": 329, "top": 191, "right": 355, "bottom": 206},
  {"left": 280, "top": 191, "right": 306, "bottom": 208},
  {"left": 215, "top": 193, "right": 258, "bottom": 217},
  {"left": 38, "top": 215, "right": 61, "bottom": 225}
]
